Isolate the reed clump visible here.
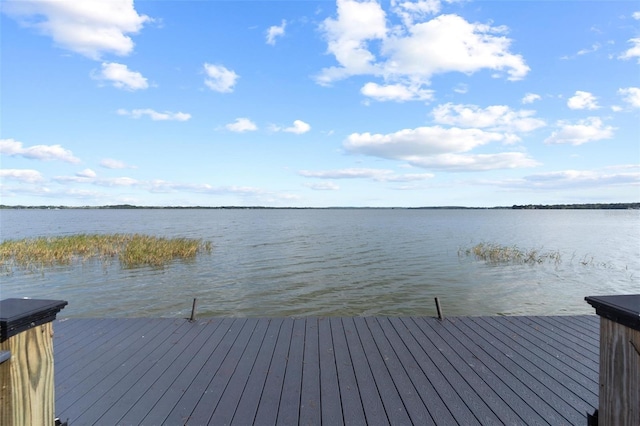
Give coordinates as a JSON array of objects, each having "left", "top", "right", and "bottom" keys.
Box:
[
  {"left": 459, "top": 242, "right": 562, "bottom": 266},
  {"left": 0, "top": 234, "right": 212, "bottom": 272}
]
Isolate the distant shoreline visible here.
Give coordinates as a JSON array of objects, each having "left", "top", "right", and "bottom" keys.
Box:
[{"left": 1, "top": 203, "right": 638, "bottom": 210}]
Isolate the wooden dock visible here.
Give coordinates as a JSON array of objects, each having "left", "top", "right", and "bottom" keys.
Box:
[{"left": 53, "top": 316, "right": 599, "bottom": 425}]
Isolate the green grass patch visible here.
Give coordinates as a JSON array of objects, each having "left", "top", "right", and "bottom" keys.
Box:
[
  {"left": 0, "top": 234, "right": 212, "bottom": 272},
  {"left": 459, "top": 242, "right": 562, "bottom": 266}
]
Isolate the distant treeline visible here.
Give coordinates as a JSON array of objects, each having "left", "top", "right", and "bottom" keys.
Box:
[
  {"left": 511, "top": 203, "right": 639, "bottom": 210},
  {"left": 1, "top": 203, "right": 638, "bottom": 210}
]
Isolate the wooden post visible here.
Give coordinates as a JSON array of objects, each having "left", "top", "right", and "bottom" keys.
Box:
[
  {"left": 586, "top": 295, "right": 640, "bottom": 426},
  {"left": 0, "top": 298, "right": 67, "bottom": 426}
]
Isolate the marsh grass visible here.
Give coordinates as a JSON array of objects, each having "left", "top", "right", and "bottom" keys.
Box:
[
  {"left": 459, "top": 242, "right": 562, "bottom": 266},
  {"left": 0, "top": 234, "right": 212, "bottom": 272}
]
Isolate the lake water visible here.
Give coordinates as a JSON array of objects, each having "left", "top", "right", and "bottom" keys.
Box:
[{"left": 1, "top": 209, "right": 638, "bottom": 318}]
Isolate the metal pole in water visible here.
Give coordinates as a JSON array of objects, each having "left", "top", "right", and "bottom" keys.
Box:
[
  {"left": 435, "top": 297, "right": 444, "bottom": 320},
  {"left": 190, "top": 298, "right": 197, "bottom": 322}
]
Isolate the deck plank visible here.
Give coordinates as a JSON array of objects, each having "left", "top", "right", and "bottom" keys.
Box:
[
  {"left": 365, "top": 317, "right": 433, "bottom": 425},
  {"left": 410, "top": 317, "right": 502, "bottom": 425},
  {"left": 445, "top": 318, "right": 555, "bottom": 425},
  {"left": 176, "top": 318, "right": 260, "bottom": 425},
  {"left": 470, "top": 317, "right": 595, "bottom": 423},
  {"left": 53, "top": 316, "right": 599, "bottom": 426},
  {"left": 299, "top": 318, "right": 321, "bottom": 426},
  {"left": 276, "top": 317, "right": 305, "bottom": 425},
  {"left": 76, "top": 319, "right": 195, "bottom": 425},
  {"left": 138, "top": 317, "right": 242, "bottom": 425},
  {"left": 353, "top": 317, "right": 413, "bottom": 425},
  {"left": 491, "top": 317, "right": 598, "bottom": 389},
  {"left": 329, "top": 317, "right": 366, "bottom": 425},
  {"left": 253, "top": 318, "right": 293, "bottom": 426},
  {"left": 205, "top": 318, "right": 270, "bottom": 425},
  {"left": 56, "top": 319, "right": 171, "bottom": 415},
  {"left": 342, "top": 317, "right": 389, "bottom": 426},
  {"left": 231, "top": 318, "right": 284, "bottom": 425},
  {"left": 384, "top": 317, "right": 458, "bottom": 425},
  {"left": 318, "top": 317, "right": 344, "bottom": 426},
  {"left": 104, "top": 318, "right": 224, "bottom": 425}
]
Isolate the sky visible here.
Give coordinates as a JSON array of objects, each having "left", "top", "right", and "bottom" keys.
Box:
[{"left": 1, "top": 0, "right": 639, "bottom": 207}]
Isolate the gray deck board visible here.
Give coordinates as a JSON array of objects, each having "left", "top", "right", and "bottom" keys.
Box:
[
  {"left": 300, "top": 318, "right": 321, "bottom": 426},
  {"left": 469, "top": 317, "right": 594, "bottom": 423},
  {"left": 329, "top": 317, "right": 366, "bottom": 425},
  {"left": 53, "top": 316, "right": 599, "bottom": 425},
  {"left": 342, "top": 317, "right": 389, "bottom": 426},
  {"left": 276, "top": 316, "right": 305, "bottom": 425},
  {"left": 231, "top": 318, "right": 284, "bottom": 425},
  {"left": 253, "top": 318, "right": 293, "bottom": 426},
  {"left": 318, "top": 318, "right": 343, "bottom": 426}
]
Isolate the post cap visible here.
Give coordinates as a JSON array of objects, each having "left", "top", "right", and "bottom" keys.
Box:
[
  {"left": 0, "top": 298, "right": 68, "bottom": 342},
  {"left": 585, "top": 294, "right": 640, "bottom": 331}
]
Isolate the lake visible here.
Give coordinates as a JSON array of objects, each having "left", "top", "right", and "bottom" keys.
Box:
[{"left": 1, "top": 208, "right": 638, "bottom": 318}]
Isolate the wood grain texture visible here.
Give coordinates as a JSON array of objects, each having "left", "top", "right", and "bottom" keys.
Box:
[
  {"left": 598, "top": 317, "right": 640, "bottom": 426},
  {"left": 0, "top": 323, "right": 55, "bottom": 426}
]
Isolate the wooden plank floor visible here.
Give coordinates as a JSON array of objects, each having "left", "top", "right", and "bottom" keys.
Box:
[{"left": 53, "top": 316, "right": 599, "bottom": 425}]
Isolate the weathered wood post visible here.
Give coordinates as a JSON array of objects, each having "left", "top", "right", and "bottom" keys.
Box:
[
  {"left": 0, "top": 298, "right": 67, "bottom": 426},
  {"left": 585, "top": 294, "right": 640, "bottom": 426}
]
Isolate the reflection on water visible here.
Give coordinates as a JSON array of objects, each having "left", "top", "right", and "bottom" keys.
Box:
[{"left": 1, "top": 209, "right": 638, "bottom": 317}]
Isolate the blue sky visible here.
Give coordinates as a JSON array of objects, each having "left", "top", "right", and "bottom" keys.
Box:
[{"left": 1, "top": 0, "right": 639, "bottom": 207}]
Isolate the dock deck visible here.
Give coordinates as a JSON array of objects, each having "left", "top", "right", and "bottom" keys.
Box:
[{"left": 53, "top": 316, "right": 599, "bottom": 425}]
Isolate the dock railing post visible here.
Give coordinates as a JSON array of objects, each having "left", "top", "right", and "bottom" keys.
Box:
[
  {"left": 585, "top": 294, "right": 640, "bottom": 426},
  {"left": 0, "top": 298, "right": 67, "bottom": 426}
]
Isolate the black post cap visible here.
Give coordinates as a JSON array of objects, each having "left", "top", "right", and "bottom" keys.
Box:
[
  {"left": 585, "top": 294, "right": 640, "bottom": 331},
  {"left": 0, "top": 298, "right": 68, "bottom": 342}
]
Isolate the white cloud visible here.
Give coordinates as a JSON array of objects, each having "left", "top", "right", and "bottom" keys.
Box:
[
  {"left": 226, "top": 118, "right": 258, "bottom": 133},
  {"left": 283, "top": 120, "right": 311, "bottom": 134},
  {"left": 633, "top": 11, "right": 640, "bottom": 20},
  {"left": 408, "top": 152, "right": 539, "bottom": 171},
  {"left": 619, "top": 38, "right": 640, "bottom": 63},
  {"left": 3, "top": 0, "right": 151, "bottom": 59},
  {"left": 453, "top": 83, "right": 468, "bottom": 94},
  {"left": 56, "top": 175, "right": 140, "bottom": 186},
  {"left": 383, "top": 14, "right": 529, "bottom": 81},
  {"left": 344, "top": 126, "right": 506, "bottom": 158},
  {"left": 317, "top": 0, "right": 388, "bottom": 85},
  {"left": 77, "top": 168, "right": 97, "bottom": 178},
  {"left": 204, "top": 63, "right": 239, "bottom": 93},
  {"left": 117, "top": 108, "right": 191, "bottom": 121},
  {"left": 497, "top": 169, "right": 640, "bottom": 190},
  {"left": 299, "top": 168, "right": 434, "bottom": 181},
  {"left": 577, "top": 43, "right": 600, "bottom": 56},
  {"left": 0, "top": 169, "right": 44, "bottom": 183},
  {"left": 431, "top": 103, "right": 546, "bottom": 133},
  {"left": 100, "top": 158, "right": 135, "bottom": 169},
  {"left": 545, "top": 117, "right": 614, "bottom": 145},
  {"left": 266, "top": 20, "right": 286, "bottom": 45},
  {"left": 361, "top": 82, "right": 434, "bottom": 102},
  {"left": 95, "top": 62, "right": 149, "bottom": 91},
  {"left": 98, "top": 177, "right": 138, "bottom": 187},
  {"left": 522, "top": 93, "right": 541, "bottom": 104},
  {"left": 0, "top": 138, "right": 81, "bottom": 163},
  {"left": 618, "top": 87, "right": 640, "bottom": 108},
  {"left": 317, "top": 3, "right": 529, "bottom": 90},
  {"left": 567, "top": 91, "right": 599, "bottom": 110},
  {"left": 392, "top": 0, "right": 442, "bottom": 26},
  {"left": 342, "top": 125, "right": 539, "bottom": 171},
  {"left": 304, "top": 182, "right": 341, "bottom": 190}
]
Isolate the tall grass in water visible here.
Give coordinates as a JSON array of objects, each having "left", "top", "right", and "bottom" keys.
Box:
[
  {"left": 459, "top": 242, "right": 562, "bottom": 266},
  {"left": 0, "top": 234, "right": 212, "bottom": 272}
]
